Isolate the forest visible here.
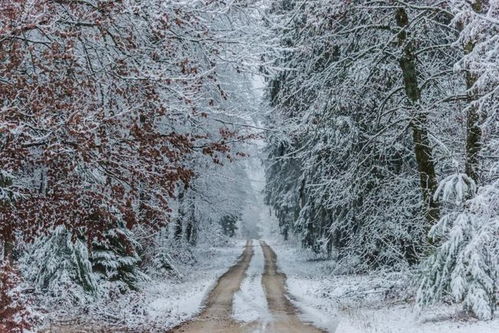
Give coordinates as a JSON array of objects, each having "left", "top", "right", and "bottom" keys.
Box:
[{"left": 0, "top": 0, "right": 498, "bottom": 332}]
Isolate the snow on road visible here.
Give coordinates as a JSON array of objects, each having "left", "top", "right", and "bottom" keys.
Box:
[
  {"left": 232, "top": 240, "right": 271, "bottom": 325},
  {"left": 144, "top": 236, "right": 499, "bottom": 333},
  {"left": 170, "top": 241, "right": 255, "bottom": 332},
  {"left": 260, "top": 241, "right": 326, "bottom": 333},
  {"left": 268, "top": 240, "right": 338, "bottom": 333},
  {"left": 169, "top": 240, "right": 326, "bottom": 332}
]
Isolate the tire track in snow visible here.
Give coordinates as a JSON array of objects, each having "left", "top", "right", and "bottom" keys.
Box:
[
  {"left": 260, "top": 241, "right": 326, "bottom": 333},
  {"left": 232, "top": 239, "right": 271, "bottom": 329},
  {"left": 170, "top": 240, "right": 328, "bottom": 332}
]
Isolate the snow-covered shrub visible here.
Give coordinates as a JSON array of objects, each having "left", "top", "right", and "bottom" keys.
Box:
[
  {"left": 22, "top": 224, "right": 149, "bottom": 307},
  {"left": 417, "top": 175, "right": 499, "bottom": 320},
  {"left": 21, "top": 226, "right": 98, "bottom": 306},
  {"left": 147, "top": 247, "right": 181, "bottom": 279},
  {"left": 91, "top": 227, "right": 146, "bottom": 294}
]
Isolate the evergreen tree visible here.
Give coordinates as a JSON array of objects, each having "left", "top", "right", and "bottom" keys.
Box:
[
  {"left": 417, "top": 0, "right": 499, "bottom": 319},
  {"left": 21, "top": 227, "right": 98, "bottom": 305},
  {"left": 264, "top": 0, "right": 461, "bottom": 267},
  {"left": 91, "top": 226, "right": 144, "bottom": 293},
  {"left": 417, "top": 174, "right": 498, "bottom": 319},
  {"left": 219, "top": 215, "right": 240, "bottom": 238}
]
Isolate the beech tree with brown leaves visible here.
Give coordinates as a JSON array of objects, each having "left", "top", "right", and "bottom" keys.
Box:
[
  {"left": 0, "top": 0, "right": 265, "bottom": 327},
  {"left": 0, "top": 0, "right": 254, "bottom": 254}
]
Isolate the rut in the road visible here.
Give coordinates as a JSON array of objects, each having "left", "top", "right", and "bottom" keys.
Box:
[{"left": 260, "top": 241, "right": 325, "bottom": 333}]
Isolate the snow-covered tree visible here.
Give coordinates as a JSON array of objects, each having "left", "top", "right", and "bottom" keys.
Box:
[
  {"left": 21, "top": 226, "right": 98, "bottom": 306},
  {"left": 0, "top": 0, "right": 267, "bottom": 319},
  {"left": 417, "top": 173, "right": 499, "bottom": 319},
  {"left": 264, "top": 0, "right": 463, "bottom": 268},
  {"left": 417, "top": 1, "right": 499, "bottom": 319}
]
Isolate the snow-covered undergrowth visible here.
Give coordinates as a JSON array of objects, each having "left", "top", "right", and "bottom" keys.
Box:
[
  {"left": 336, "top": 304, "right": 499, "bottom": 333},
  {"left": 145, "top": 240, "right": 245, "bottom": 329},
  {"left": 232, "top": 240, "right": 270, "bottom": 324},
  {"left": 35, "top": 240, "right": 245, "bottom": 331},
  {"left": 269, "top": 239, "right": 499, "bottom": 333}
]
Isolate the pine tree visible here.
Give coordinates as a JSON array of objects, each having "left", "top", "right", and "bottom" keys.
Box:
[
  {"left": 417, "top": 174, "right": 498, "bottom": 319},
  {"left": 263, "top": 0, "right": 459, "bottom": 267},
  {"left": 219, "top": 215, "right": 240, "bottom": 238},
  {"left": 21, "top": 226, "right": 98, "bottom": 306},
  {"left": 91, "top": 227, "right": 144, "bottom": 293},
  {"left": 416, "top": 0, "right": 499, "bottom": 319}
]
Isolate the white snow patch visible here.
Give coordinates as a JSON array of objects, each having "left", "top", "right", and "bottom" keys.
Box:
[
  {"left": 335, "top": 303, "right": 499, "bottom": 333},
  {"left": 267, "top": 239, "right": 339, "bottom": 332},
  {"left": 232, "top": 240, "right": 271, "bottom": 324},
  {"left": 144, "top": 240, "right": 245, "bottom": 329},
  {"left": 267, "top": 238, "right": 499, "bottom": 333}
]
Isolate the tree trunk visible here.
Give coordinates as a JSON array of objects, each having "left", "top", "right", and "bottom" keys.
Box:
[
  {"left": 463, "top": 0, "right": 483, "bottom": 184},
  {"left": 464, "top": 70, "right": 481, "bottom": 184},
  {"left": 396, "top": 8, "right": 440, "bottom": 226},
  {"left": 185, "top": 202, "right": 197, "bottom": 245},
  {"left": 2, "top": 233, "right": 14, "bottom": 263},
  {"left": 0, "top": 174, "right": 14, "bottom": 262},
  {"left": 174, "top": 189, "right": 185, "bottom": 241}
]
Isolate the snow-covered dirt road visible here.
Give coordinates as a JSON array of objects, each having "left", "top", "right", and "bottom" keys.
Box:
[
  {"left": 260, "top": 241, "right": 325, "bottom": 333},
  {"left": 171, "top": 240, "right": 326, "bottom": 333},
  {"left": 170, "top": 240, "right": 254, "bottom": 333}
]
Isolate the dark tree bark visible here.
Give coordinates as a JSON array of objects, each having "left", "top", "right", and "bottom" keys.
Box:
[
  {"left": 463, "top": 0, "right": 483, "bottom": 185},
  {"left": 0, "top": 174, "right": 14, "bottom": 262},
  {"left": 174, "top": 189, "right": 185, "bottom": 241},
  {"left": 396, "top": 8, "right": 440, "bottom": 226},
  {"left": 2, "top": 233, "right": 14, "bottom": 263},
  {"left": 465, "top": 71, "right": 482, "bottom": 184},
  {"left": 185, "top": 203, "right": 197, "bottom": 245}
]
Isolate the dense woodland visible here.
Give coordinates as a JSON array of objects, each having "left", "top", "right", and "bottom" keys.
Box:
[
  {"left": 0, "top": 0, "right": 498, "bottom": 331},
  {"left": 264, "top": 0, "right": 499, "bottom": 320},
  {"left": 0, "top": 0, "right": 265, "bottom": 330}
]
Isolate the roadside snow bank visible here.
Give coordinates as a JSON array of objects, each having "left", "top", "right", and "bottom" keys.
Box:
[
  {"left": 335, "top": 303, "right": 499, "bottom": 333},
  {"left": 268, "top": 239, "right": 499, "bottom": 333},
  {"left": 145, "top": 240, "right": 246, "bottom": 329},
  {"left": 35, "top": 240, "right": 246, "bottom": 332},
  {"left": 268, "top": 240, "right": 339, "bottom": 332}
]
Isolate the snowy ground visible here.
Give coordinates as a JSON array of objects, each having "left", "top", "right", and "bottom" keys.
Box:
[
  {"left": 145, "top": 240, "right": 246, "bottom": 329},
  {"left": 268, "top": 239, "right": 499, "bottom": 333},
  {"left": 38, "top": 237, "right": 499, "bottom": 333},
  {"left": 37, "top": 240, "right": 245, "bottom": 332}
]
